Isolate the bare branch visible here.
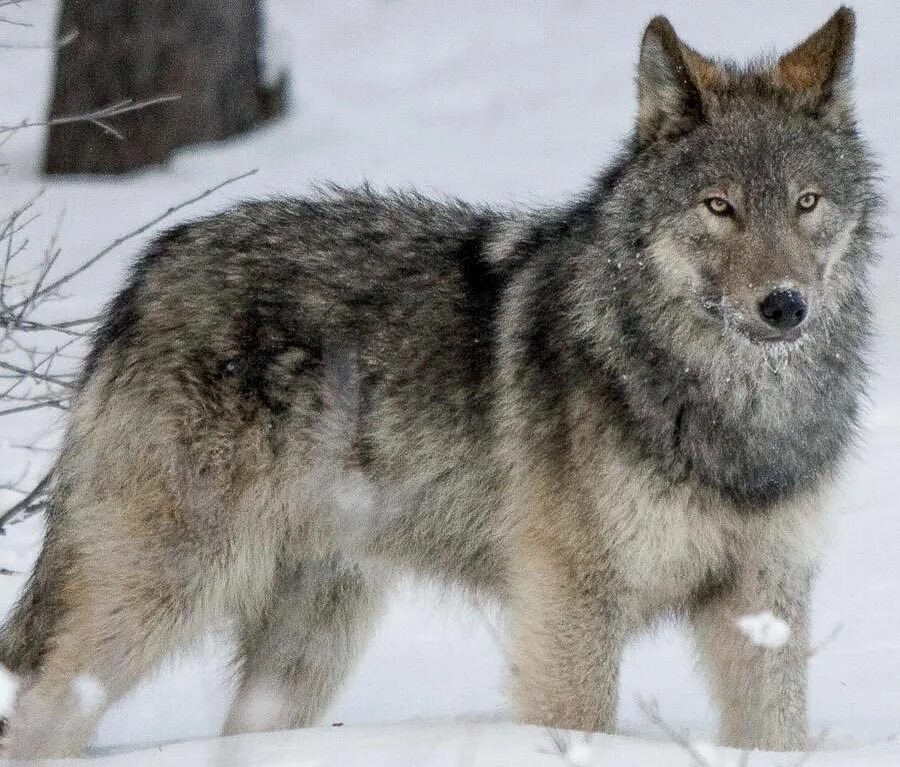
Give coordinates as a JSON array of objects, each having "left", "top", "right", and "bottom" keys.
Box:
[
  {"left": 4, "top": 168, "right": 257, "bottom": 314},
  {"left": 3, "top": 317, "right": 94, "bottom": 336},
  {"left": 0, "top": 464, "right": 31, "bottom": 495},
  {"left": 11, "top": 208, "right": 65, "bottom": 320},
  {"left": 0, "top": 94, "right": 178, "bottom": 135},
  {"left": 0, "top": 469, "right": 52, "bottom": 529},
  {"left": 0, "top": 0, "right": 28, "bottom": 27},
  {"left": 0, "top": 400, "right": 67, "bottom": 416},
  {"left": 0, "top": 360, "right": 75, "bottom": 389},
  {"left": 637, "top": 697, "right": 718, "bottom": 767},
  {"left": 0, "top": 171, "right": 258, "bottom": 530},
  {"left": 808, "top": 623, "right": 843, "bottom": 658},
  {"left": 0, "top": 16, "right": 32, "bottom": 28}
]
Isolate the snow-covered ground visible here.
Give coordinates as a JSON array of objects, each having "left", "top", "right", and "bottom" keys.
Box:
[{"left": 0, "top": 1, "right": 898, "bottom": 764}]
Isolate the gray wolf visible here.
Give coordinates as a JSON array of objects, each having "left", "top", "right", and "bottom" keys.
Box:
[{"left": 0, "top": 7, "right": 880, "bottom": 757}]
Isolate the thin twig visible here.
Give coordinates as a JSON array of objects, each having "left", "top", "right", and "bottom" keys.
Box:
[
  {"left": 12, "top": 208, "right": 65, "bottom": 321},
  {"left": 0, "top": 359, "right": 75, "bottom": 388},
  {"left": 0, "top": 93, "right": 178, "bottom": 134},
  {"left": 638, "top": 697, "right": 716, "bottom": 767},
  {"left": 544, "top": 728, "right": 569, "bottom": 758},
  {"left": 0, "top": 399, "right": 67, "bottom": 416},
  {"left": 5, "top": 169, "right": 256, "bottom": 315},
  {"left": 807, "top": 624, "right": 843, "bottom": 658},
  {"left": 0, "top": 469, "right": 52, "bottom": 529},
  {"left": 0, "top": 171, "right": 258, "bottom": 529},
  {"left": 0, "top": 16, "right": 31, "bottom": 27},
  {"left": 1, "top": 317, "right": 92, "bottom": 336}
]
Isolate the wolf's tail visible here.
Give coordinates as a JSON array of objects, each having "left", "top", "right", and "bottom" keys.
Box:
[{"left": 0, "top": 492, "right": 70, "bottom": 676}]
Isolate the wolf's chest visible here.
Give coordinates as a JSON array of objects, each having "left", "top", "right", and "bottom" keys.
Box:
[{"left": 588, "top": 451, "right": 739, "bottom": 617}]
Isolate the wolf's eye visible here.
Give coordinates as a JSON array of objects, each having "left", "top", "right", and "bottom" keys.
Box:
[
  {"left": 797, "top": 192, "right": 820, "bottom": 213},
  {"left": 704, "top": 197, "right": 734, "bottom": 217}
]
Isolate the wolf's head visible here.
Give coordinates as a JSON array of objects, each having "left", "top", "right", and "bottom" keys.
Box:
[{"left": 615, "top": 7, "right": 877, "bottom": 345}]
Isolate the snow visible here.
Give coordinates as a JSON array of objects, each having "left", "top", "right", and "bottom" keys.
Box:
[
  {"left": 72, "top": 675, "right": 107, "bottom": 717},
  {"left": 0, "top": 664, "right": 19, "bottom": 719},
  {"left": 1, "top": 0, "right": 899, "bottom": 764},
  {"left": 736, "top": 611, "right": 792, "bottom": 650},
  {"left": 564, "top": 740, "right": 596, "bottom": 767},
  {"left": 689, "top": 740, "right": 736, "bottom": 767},
  {"left": 22, "top": 724, "right": 900, "bottom": 767}
]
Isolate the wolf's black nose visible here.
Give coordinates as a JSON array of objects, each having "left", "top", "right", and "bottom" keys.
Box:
[{"left": 759, "top": 289, "right": 807, "bottom": 330}]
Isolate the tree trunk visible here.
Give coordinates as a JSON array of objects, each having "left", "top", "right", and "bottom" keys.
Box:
[{"left": 44, "top": 0, "right": 287, "bottom": 175}]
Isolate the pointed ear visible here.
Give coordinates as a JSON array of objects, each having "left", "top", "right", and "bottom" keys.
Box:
[
  {"left": 636, "top": 16, "right": 727, "bottom": 146},
  {"left": 774, "top": 7, "right": 856, "bottom": 128}
]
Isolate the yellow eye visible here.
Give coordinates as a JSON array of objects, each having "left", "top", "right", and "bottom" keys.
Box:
[
  {"left": 704, "top": 197, "right": 734, "bottom": 217},
  {"left": 797, "top": 192, "right": 820, "bottom": 213}
]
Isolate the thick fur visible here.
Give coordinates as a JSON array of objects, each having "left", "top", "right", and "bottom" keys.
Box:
[{"left": 0, "top": 8, "right": 880, "bottom": 757}]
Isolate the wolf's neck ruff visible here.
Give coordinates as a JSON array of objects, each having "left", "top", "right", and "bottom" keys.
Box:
[{"left": 577, "top": 285, "right": 867, "bottom": 509}]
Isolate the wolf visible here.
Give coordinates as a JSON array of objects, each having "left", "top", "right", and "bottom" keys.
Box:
[{"left": 0, "top": 7, "right": 879, "bottom": 758}]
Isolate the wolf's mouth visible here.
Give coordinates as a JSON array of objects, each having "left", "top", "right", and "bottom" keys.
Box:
[
  {"left": 742, "top": 326, "right": 804, "bottom": 344},
  {"left": 700, "top": 297, "right": 807, "bottom": 345}
]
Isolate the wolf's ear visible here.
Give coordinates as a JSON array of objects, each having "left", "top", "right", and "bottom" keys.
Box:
[
  {"left": 774, "top": 7, "right": 856, "bottom": 129},
  {"left": 636, "top": 16, "right": 726, "bottom": 146}
]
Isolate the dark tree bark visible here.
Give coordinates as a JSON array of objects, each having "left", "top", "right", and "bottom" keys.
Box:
[{"left": 44, "top": 0, "right": 287, "bottom": 174}]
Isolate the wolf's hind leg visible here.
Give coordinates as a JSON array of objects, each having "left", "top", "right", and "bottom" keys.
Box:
[
  {"left": 0, "top": 480, "right": 210, "bottom": 758},
  {"left": 224, "top": 556, "right": 385, "bottom": 735},
  {"left": 3, "top": 562, "right": 199, "bottom": 759}
]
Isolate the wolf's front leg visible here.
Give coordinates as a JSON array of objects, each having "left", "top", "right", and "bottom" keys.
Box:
[
  {"left": 506, "top": 533, "right": 623, "bottom": 732},
  {"left": 691, "top": 554, "right": 812, "bottom": 751}
]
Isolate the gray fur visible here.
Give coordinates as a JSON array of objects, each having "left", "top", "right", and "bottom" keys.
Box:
[{"left": 0, "top": 7, "right": 880, "bottom": 757}]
